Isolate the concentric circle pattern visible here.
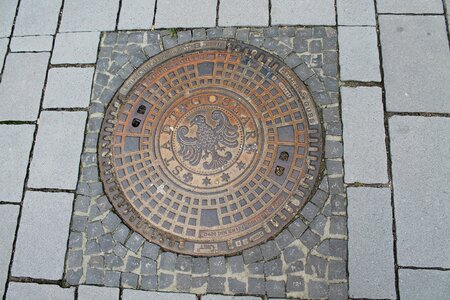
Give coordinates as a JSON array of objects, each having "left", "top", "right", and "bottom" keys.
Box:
[{"left": 98, "top": 40, "right": 322, "bottom": 256}]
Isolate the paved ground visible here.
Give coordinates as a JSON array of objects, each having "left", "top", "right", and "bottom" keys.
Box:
[{"left": 0, "top": 0, "right": 449, "bottom": 299}]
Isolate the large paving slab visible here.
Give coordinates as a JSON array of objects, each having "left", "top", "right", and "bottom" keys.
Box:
[
  {"left": 380, "top": 16, "right": 450, "bottom": 113},
  {"left": 0, "top": 0, "right": 19, "bottom": 37},
  {"left": 52, "top": 32, "right": 100, "bottom": 64},
  {"left": 0, "top": 38, "right": 8, "bottom": 70},
  {"left": 0, "top": 52, "right": 50, "bottom": 121},
  {"left": 10, "top": 35, "right": 53, "bottom": 52},
  {"left": 0, "top": 205, "right": 19, "bottom": 298},
  {"left": 122, "top": 290, "right": 197, "bottom": 300},
  {"left": 118, "top": 0, "right": 155, "bottom": 30},
  {"left": 219, "top": 0, "right": 269, "bottom": 26},
  {"left": 28, "top": 111, "right": 86, "bottom": 189},
  {"left": 11, "top": 191, "right": 73, "bottom": 280},
  {"left": 341, "top": 87, "right": 388, "bottom": 183},
  {"left": 155, "top": 0, "right": 216, "bottom": 28},
  {"left": 43, "top": 67, "right": 94, "bottom": 108},
  {"left": 6, "top": 282, "right": 74, "bottom": 300},
  {"left": 78, "top": 285, "right": 120, "bottom": 300},
  {"left": 377, "top": 0, "right": 443, "bottom": 13},
  {"left": 202, "top": 296, "right": 262, "bottom": 299},
  {"left": 389, "top": 116, "right": 450, "bottom": 268},
  {"left": 347, "top": 187, "right": 396, "bottom": 299},
  {"left": 60, "top": 0, "right": 119, "bottom": 32},
  {"left": 0, "top": 125, "right": 35, "bottom": 203},
  {"left": 338, "top": 26, "right": 380, "bottom": 82},
  {"left": 399, "top": 269, "right": 450, "bottom": 300},
  {"left": 271, "top": 0, "right": 336, "bottom": 25},
  {"left": 336, "top": 0, "right": 376, "bottom": 26},
  {"left": 13, "top": 0, "right": 62, "bottom": 36}
]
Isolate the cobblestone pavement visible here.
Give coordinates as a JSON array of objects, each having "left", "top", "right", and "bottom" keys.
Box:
[{"left": 0, "top": 1, "right": 449, "bottom": 300}]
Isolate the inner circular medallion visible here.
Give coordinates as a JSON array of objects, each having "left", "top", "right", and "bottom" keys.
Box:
[{"left": 98, "top": 40, "right": 323, "bottom": 256}]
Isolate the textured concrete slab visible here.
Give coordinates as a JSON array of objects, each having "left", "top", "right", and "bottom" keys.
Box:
[
  {"left": 337, "top": 0, "right": 376, "bottom": 25},
  {"left": 219, "top": 0, "right": 269, "bottom": 26},
  {"left": 0, "top": 125, "right": 35, "bottom": 202},
  {"left": 272, "top": 0, "right": 336, "bottom": 25},
  {"left": 389, "top": 116, "right": 450, "bottom": 268},
  {"left": 342, "top": 87, "right": 388, "bottom": 183},
  {"left": 60, "top": 0, "right": 119, "bottom": 32},
  {"left": 338, "top": 26, "right": 380, "bottom": 82},
  {"left": 0, "top": 0, "right": 19, "bottom": 37},
  {"left": 0, "top": 38, "right": 7, "bottom": 70},
  {"left": 118, "top": 0, "right": 155, "bottom": 30},
  {"left": 43, "top": 67, "right": 94, "bottom": 108},
  {"left": 380, "top": 16, "right": 450, "bottom": 113},
  {"left": 52, "top": 32, "right": 100, "bottom": 64},
  {"left": 6, "top": 282, "right": 74, "bottom": 300},
  {"left": 13, "top": 0, "right": 62, "bottom": 36},
  {"left": 28, "top": 111, "right": 86, "bottom": 189},
  {"left": 10, "top": 35, "right": 53, "bottom": 52},
  {"left": 347, "top": 187, "right": 395, "bottom": 299},
  {"left": 377, "top": 0, "right": 443, "bottom": 13},
  {"left": 0, "top": 52, "right": 50, "bottom": 121},
  {"left": 78, "top": 285, "right": 120, "bottom": 300},
  {"left": 12, "top": 192, "right": 73, "bottom": 280},
  {"left": 122, "top": 290, "right": 197, "bottom": 300},
  {"left": 155, "top": 0, "right": 216, "bottom": 28},
  {"left": 399, "top": 269, "right": 450, "bottom": 300},
  {"left": 0, "top": 205, "right": 19, "bottom": 298}
]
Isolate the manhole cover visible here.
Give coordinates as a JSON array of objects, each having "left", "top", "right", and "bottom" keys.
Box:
[{"left": 99, "top": 40, "right": 322, "bottom": 256}]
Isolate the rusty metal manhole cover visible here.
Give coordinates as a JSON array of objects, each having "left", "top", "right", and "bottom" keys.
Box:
[{"left": 98, "top": 40, "right": 322, "bottom": 256}]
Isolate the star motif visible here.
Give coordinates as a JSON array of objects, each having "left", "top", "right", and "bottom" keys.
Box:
[
  {"left": 202, "top": 177, "right": 211, "bottom": 186},
  {"left": 237, "top": 161, "right": 246, "bottom": 170},
  {"left": 221, "top": 173, "right": 230, "bottom": 182},
  {"left": 183, "top": 173, "right": 193, "bottom": 183}
]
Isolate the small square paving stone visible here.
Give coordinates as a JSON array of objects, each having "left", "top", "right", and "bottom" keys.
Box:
[
  {"left": 122, "top": 290, "right": 196, "bottom": 300},
  {"left": 12, "top": 192, "right": 73, "bottom": 280},
  {"left": 10, "top": 35, "right": 53, "bottom": 52},
  {"left": 389, "top": 116, "right": 450, "bottom": 268},
  {"left": 337, "top": 0, "right": 376, "bottom": 25},
  {"left": 28, "top": 111, "right": 86, "bottom": 189},
  {"left": 52, "top": 32, "right": 100, "bottom": 64},
  {"left": 347, "top": 187, "right": 395, "bottom": 299},
  {"left": 0, "top": 0, "right": 18, "bottom": 37},
  {"left": 155, "top": 0, "right": 216, "bottom": 28},
  {"left": 338, "top": 26, "right": 380, "bottom": 82},
  {"left": 0, "top": 53, "right": 49, "bottom": 121},
  {"left": 13, "top": 0, "right": 62, "bottom": 36},
  {"left": 118, "top": 0, "right": 155, "bottom": 30},
  {"left": 341, "top": 87, "right": 388, "bottom": 184},
  {"left": 377, "top": 0, "right": 443, "bottom": 13},
  {"left": 0, "top": 38, "right": 8, "bottom": 70},
  {"left": 379, "top": 16, "right": 450, "bottom": 113},
  {"left": 6, "top": 282, "right": 74, "bottom": 300},
  {"left": 399, "top": 269, "right": 450, "bottom": 300},
  {"left": 271, "top": 0, "right": 335, "bottom": 25},
  {"left": 44, "top": 67, "right": 94, "bottom": 108},
  {"left": 0, "top": 205, "right": 19, "bottom": 297},
  {"left": 60, "top": 0, "right": 119, "bottom": 32},
  {"left": 219, "top": 0, "right": 269, "bottom": 26},
  {"left": 0, "top": 125, "right": 34, "bottom": 202},
  {"left": 78, "top": 285, "right": 120, "bottom": 300}
]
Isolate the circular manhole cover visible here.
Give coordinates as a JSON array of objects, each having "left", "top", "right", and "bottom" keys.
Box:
[{"left": 99, "top": 40, "right": 322, "bottom": 256}]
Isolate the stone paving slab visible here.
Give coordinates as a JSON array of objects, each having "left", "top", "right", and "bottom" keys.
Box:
[
  {"left": 0, "top": 205, "right": 19, "bottom": 298},
  {"left": 60, "top": 0, "right": 119, "bottom": 32},
  {"left": 12, "top": 192, "right": 73, "bottom": 280},
  {"left": 0, "top": 38, "right": 8, "bottom": 70},
  {"left": 122, "top": 290, "right": 197, "bottom": 300},
  {"left": 52, "top": 32, "right": 100, "bottom": 64},
  {"left": 380, "top": 16, "right": 450, "bottom": 113},
  {"left": 218, "top": 0, "right": 269, "bottom": 26},
  {"left": 78, "top": 285, "right": 120, "bottom": 300},
  {"left": 341, "top": 87, "right": 388, "bottom": 184},
  {"left": 377, "top": 0, "right": 443, "bottom": 13},
  {"left": 0, "top": 52, "right": 50, "bottom": 121},
  {"left": 336, "top": 0, "right": 376, "bottom": 26},
  {"left": 13, "top": 0, "right": 62, "bottom": 36},
  {"left": 6, "top": 282, "right": 74, "bottom": 300},
  {"left": 202, "top": 296, "right": 262, "bottom": 300},
  {"left": 0, "top": 125, "right": 35, "bottom": 202},
  {"left": 118, "top": 0, "right": 155, "bottom": 30},
  {"left": 28, "top": 111, "right": 86, "bottom": 189},
  {"left": 10, "top": 35, "right": 53, "bottom": 52},
  {"left": 399, "top": 269, "right": 450, "bottom": 300},
  {"left": 347, "top": 187, "right": 396, "bottom": 299},
  {"left": 271, "top": 0, "right": 336, "bottom": 25},
  {"left": 338, "top": 26, "right": 380, "bottom": 82},
  {"left": 155, "top": 0, "right": 216, "bottom": 28},
  {"left": 389, "top": 116, "right": 450, "bottom": 268},
  {"left": 43, "top": 67, "right": 94, "bottom": 108},
  {"left": 0, "top": 0, "right": 19, "bottom": 37}
]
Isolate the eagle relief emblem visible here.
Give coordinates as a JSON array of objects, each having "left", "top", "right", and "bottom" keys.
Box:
[{"left": 176, "top": 110, "right": 239, "bottom": 170}]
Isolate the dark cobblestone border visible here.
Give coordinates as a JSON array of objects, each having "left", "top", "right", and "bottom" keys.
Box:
[{"left": 65, "top": 26, "right": 347, "bottom": 300}]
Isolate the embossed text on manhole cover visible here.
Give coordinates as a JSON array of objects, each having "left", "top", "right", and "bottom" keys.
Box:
[{"left": 98, "top": 40, "right": 322, "bottom": 256}]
